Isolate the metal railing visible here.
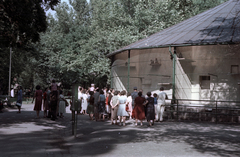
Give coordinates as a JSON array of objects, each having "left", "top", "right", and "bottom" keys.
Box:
[{"left": 164, "top": 99, "right": 240, "bottom": 123}]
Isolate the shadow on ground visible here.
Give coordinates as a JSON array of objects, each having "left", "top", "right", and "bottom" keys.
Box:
[{"left": 0, "top": 105, "right": 239, "bottom": 157}]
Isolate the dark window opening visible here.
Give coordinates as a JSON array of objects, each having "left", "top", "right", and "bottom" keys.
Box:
[
  {"left": 231, "top": 65, "right": 239, "bottom": 74},
  {"left": 200, "top": 76, "right": 210, "bottom": 89}
]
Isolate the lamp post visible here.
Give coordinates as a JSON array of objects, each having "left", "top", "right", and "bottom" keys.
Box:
[{"left": 8, "top": 47, "right": 12, "bottom": 97}]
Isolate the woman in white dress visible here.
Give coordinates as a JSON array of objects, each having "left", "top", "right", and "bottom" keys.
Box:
[
  {"left": 126, "top": 92, "right": 133, "bottom": 119},
  {"left": 110, "top": 91, "right": 119, "bottom": 125},
  {"left": 59, "top": 90, "right": 69, "bottom": 118},
  {"left": 117, "top": 90, "right": 129, "bottom": 126},
  {"left": 81, "top": 89, "right": 88, "bottom": 114}
]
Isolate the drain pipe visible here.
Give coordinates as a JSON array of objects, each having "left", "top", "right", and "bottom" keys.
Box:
[
  {"left": 127, "top": 50, "right": 130, "bottom": 93},
  {"left": 110, "top": 56, "right": 113, "bottom": 89},
  {"left": 169, "top": 46, "right": 176, "bottom": 102}
]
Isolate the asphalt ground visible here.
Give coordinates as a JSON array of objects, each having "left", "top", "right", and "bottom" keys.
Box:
[{"left": 0, "top": 103, "right": 240, "bottom": 157}]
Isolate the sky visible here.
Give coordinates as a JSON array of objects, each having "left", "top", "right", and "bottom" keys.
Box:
[
  {"left": 46, "top": 0, "right": 69, "bottom": 16},
  {"left": 46, "top": 0, "right": 90, "bottom": 16}
]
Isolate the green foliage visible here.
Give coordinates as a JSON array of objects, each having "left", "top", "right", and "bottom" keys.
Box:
[
  {"left": 0, "top": 0, "right": 60, "bottom": 47},
  {"left": 35, "top": 1, "right": 110, "bottom": 88},
  {"left": 0, "top": 44, "right": 38, "bottom": 93},
  {"left": 0, "top": 0, "right": 227, "bottom": 92}
]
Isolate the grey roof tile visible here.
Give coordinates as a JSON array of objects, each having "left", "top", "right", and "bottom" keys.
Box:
[
  {"left": 108, "top": 0, "right": 240, "bottom": 56},
  {"left": 233, "top": 29, "right": 240, "bottom": 42},
  {"left": 217, "top": 29, "right": 234, "bottom": 42}
]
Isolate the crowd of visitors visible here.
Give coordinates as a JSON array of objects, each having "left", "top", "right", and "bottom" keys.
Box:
[
  {"left": 15, "top": 79, "right": 69, "bottom": 120},
  {"left": 15, "top": 80, "right": 168, "bottom": 125},
  {"left": 76, "top": 85, "right": 168, "bottom": 126}
]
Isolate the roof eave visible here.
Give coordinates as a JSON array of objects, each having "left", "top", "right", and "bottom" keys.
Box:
[{"left": 107, "top": 42, "right": 236, "bottom": 57}]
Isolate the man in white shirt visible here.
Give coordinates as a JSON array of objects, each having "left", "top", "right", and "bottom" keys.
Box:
[
  {"left": 89, "top": 84, "right": 95, "bottom": 92},
  {"left": 78, "top": 87, "right": 83, "bottom": 114},
  {"left": 156, "top": 87, "right": 168, "bottom": 122},
  {"left": 11, "top": 88, "right": 14, "bottom": 97}
]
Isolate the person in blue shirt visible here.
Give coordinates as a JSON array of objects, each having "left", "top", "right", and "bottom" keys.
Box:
[
  {"left": 16, "top": 86, "right": 23, "bottom": 113},
  {"left": 98, "top": 89, "right": 106, "bottom": 121},
  {"left": 131, "top": 87, "right": 138, "bottom": 109}
]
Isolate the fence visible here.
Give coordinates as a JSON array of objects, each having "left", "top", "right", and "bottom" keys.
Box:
[{"left": 164, "top": 99, "right": 240, "bottom": 123}]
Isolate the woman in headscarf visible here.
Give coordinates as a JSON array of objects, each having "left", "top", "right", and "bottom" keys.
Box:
[{"left": 146, "top": 92, "right": 155, "bottom": 126}]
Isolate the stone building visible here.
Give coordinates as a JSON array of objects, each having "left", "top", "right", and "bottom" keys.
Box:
[{"left": 107, "top": 0, "right": 240, "bottom": 104}]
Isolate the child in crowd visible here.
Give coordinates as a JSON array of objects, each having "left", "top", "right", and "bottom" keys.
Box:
[
  {"left": 51, "top": 79, "right": 58, "bottom": 92},
  {"left": 153, "top": 93, "right": 158, "bottom": 120}
]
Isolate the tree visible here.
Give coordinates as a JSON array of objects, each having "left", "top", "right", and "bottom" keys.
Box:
[
  {"left": 88, "top": 0, "right": 227, "bottom": 56},
  {"left": 0, "top": 0, "right": 60, "bottom": 47},
  {"left": 34, "top": 1, "right": 110, "bottom": 88},
  {"left": 0, "top": 44, "right": 38, "bottom": 94},
  {"left": 0, "top": 0, "right": 60, "bottom": 94}
]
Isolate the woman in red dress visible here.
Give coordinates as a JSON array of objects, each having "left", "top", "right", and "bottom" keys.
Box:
[
  {"left": 32, "top": 85, "right": 42, "bottom": 118},
  {"left": 133, "top": 92, "right": 148, "bottom": 126},
  {"left": 43, "top": 87, "right": 50, "bottom": 118}
]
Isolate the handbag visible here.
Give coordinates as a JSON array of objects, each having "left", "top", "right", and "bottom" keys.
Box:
[
  {"left": 126, "top": 104, "right": 129, "bottom": 111},
  {"left": 16, "top": 102, "right": 22, "bottom": 107}
]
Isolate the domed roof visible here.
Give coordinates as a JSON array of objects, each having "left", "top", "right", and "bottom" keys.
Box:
[{"left": 109, "top": 0, "right": 240, "bottom": 56}]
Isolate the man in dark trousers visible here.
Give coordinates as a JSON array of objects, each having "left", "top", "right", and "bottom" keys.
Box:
[
  {"left": 93, "top": 88, "right": 100, "bottom": 121},
  {"left": 46, "top": 86, "right": 51, "bottom": 118},
  {"left": 50, "top": 88, "right": 58, "bottom": 121},
  {"left": 131, "top": 87, "right": 138, "bottom": 109}
]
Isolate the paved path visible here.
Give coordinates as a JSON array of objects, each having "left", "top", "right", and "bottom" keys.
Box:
[{"left": 0, "top": 103, "right": 240, "bottom": 157}]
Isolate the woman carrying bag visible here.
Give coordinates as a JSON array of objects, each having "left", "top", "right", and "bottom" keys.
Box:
[{"left": 58, "top": 90, "right": 69, "bottom": 118}]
